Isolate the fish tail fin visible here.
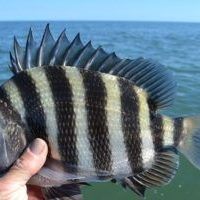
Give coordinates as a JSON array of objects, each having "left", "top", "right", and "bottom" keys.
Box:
[{"left": 176, "top": 116, "right": 200, "bottom": 170}]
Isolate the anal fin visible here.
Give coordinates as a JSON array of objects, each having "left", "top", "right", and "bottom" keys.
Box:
[
  {"left": 134, "top": 147, "right": 179, "bottom": 188},
  {"left": 42, "top": 183, "right": 82, "bottom": 200},
  {"left": 113, "top": 148, "right": 179, "bottom": 198}
]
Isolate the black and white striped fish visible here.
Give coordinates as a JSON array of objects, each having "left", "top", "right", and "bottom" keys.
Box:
[{"left": 0, "top": 24, "right": 200, "bottom": 200}]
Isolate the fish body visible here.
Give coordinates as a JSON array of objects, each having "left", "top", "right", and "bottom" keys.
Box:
[
  {"left": 0, "top": 25, "right": 200, "bottom": 200},
  {"left": 0, "top": 66, "right": 160, "bottom": 179}
]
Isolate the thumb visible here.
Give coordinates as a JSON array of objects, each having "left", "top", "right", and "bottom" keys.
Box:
[{"left": 1, "top": 138, "right": 48, "bottom": 186}]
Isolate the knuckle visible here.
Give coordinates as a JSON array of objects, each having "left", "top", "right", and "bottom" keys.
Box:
[
  {"left": 14, "top": 157, "right": 26, "bottom": 171},
  {"left": 12, "top": 156, "right": 32, "bottom": 177}
]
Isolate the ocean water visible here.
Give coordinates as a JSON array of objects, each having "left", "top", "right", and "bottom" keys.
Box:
[{"left": 0, "top": 21, "right": 200, "bottom": 199}]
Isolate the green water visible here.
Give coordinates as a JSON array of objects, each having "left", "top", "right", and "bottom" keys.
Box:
[{"left": 0, "top": 21, "right": 200, "bottom": 199}]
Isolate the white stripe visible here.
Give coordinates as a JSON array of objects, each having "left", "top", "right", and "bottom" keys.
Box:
[
  {"left": 28, "top": 68, "right": 61, "bottom": 160},
  {"left": 135, "top": 87, "right": 155, "bottom": 169},
  {"left": 102, "top": 75, "right": 132, "bottom": 176},
  {"left": 64, "top": 67, "right": 94, "bottom": 173},
  {"left": 163, "top": 116, "right": 174, "bottom": 146},
  {"left": 3, "top": 80, "right": 26, "bottom": 122}
]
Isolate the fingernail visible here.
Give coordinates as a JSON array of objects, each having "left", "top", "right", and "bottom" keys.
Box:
[{"left": 29, "top": 139, "right": 45, "bottom": 155}]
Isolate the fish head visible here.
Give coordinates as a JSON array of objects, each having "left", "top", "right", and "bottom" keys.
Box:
[{"left": 0, "top": 114, "right": 27, "bottom": 175}]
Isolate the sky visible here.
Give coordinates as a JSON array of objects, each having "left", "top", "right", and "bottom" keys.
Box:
[{"left": 1, "top": 0, "right": 200, "bottom": 22}]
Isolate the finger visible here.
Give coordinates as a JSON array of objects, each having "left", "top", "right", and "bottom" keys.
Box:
[{"left": 0, "top": 138, "right": 48, "bottom": 186}]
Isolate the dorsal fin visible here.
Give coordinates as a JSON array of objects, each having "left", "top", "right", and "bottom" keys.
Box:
[{"left": 9, "top": 24, "right": 177, "bottom": 109}]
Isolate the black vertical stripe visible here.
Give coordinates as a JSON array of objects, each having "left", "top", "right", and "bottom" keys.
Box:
[
  {"left": 13, "top": 72, "right": 48, "bottom": 143},
  {"left": 173, "top": 117, "right": 183, "bottom": 147},
  {"left": 119, "top": 78, "right": 142, "bottom": 174},
  {"left": 81, "top": 70, "right": 112, "bottom": 175},
  {"left": 0, "top": 87, "right": 27, "bottom": 153},
  {"left": 150, "top": 111, "right": 164, "bottom": 152},
  {"left": 44, "top": 66, "right": 78, "bottom": 172}
]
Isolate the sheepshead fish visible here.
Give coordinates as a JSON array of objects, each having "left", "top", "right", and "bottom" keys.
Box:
[{"left": 0, "top": 24, "right": 199, "bottom": 200}]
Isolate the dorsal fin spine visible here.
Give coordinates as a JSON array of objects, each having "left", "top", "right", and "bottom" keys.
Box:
[
  {"left": 37, "top": 24, "right": 55, "bottom": 66},
  {"left": 85, "top": 47, "right": 108, "bottom": 70},
  {"left": 13, "top": 37, "right": 23, "bottom": 71},
  {"left": 24, "top": 28, "right": 35, "bottom": 69},
  {"left": 62, "top": 33, "right": 83, "bottom": 66},
  {"left": 49, "top": 29, "right": 67, "bottom": 66},
  {"left": 72, "top": 41, "right": 95, "bottom": 67},
  {"left": 98, "top": 52, "right": 121, "bottom": 72},
  {"left": 9, "top": 52, "right": 19, "bottom": 74}
]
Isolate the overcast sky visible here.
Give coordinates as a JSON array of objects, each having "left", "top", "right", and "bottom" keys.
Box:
[{"left": 1, "top": 0, "right": 200, "bottom": 22}]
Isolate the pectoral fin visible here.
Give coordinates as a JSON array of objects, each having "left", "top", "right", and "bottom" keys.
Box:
[
  {"left": 42, "top": 183, "right": 83, "bottom": 200},
  {"left": 28, "top": 158, "right": 85, "bottom": 187}
]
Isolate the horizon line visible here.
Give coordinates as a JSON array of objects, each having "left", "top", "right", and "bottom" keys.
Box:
[{"left": 0, "top": 19, "right": 200, "bottom": 24}]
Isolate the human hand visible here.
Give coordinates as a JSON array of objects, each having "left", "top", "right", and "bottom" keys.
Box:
[{"left": 0, "top": 138, "right": 48, "bottom": 200}]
